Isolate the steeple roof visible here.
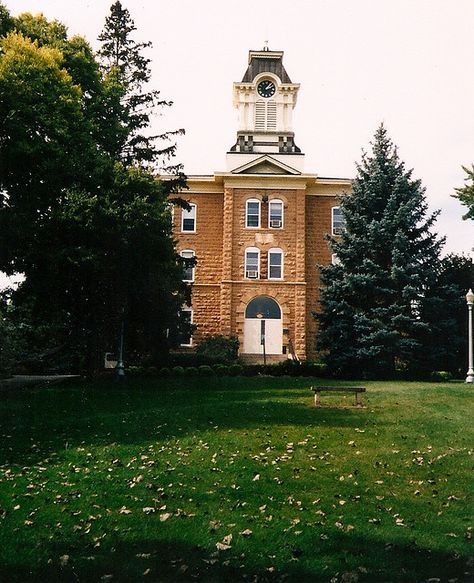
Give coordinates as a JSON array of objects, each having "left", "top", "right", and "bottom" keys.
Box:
[{"left": 241, "top": 50, "right": 292, "bottom": 84}]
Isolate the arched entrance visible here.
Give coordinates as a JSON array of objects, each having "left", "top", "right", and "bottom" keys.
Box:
[{"left": 243, "top": 296, "right": 282, "bottom": 355}]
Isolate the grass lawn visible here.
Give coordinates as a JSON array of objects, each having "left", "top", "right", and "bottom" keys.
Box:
[{"left": 0, "top": 377, "right": 472, "bottom": 582}]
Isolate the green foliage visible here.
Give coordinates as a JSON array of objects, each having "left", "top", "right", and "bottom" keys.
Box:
[
  {"left": 0, "top": 379, "right": 471, "bottom": 582},
  {"left": 430, "top": 370, "right": 454, "bottom": 382},
  {"left": 198, "top": 364, "right": 215, "bottom": 376},
  {"left": 97, "top": 1, "right": 184, "bottom": 167},
  {"left": 213, "top": 364, "right": 229, "bottom": 376},
  {"left": 453, "top": 164, "right": 474, "bottom": 220},
  {"left": 420, "top": 253, "right": 474, "bottom": 376},
  {"left": 0, "top": 3, "right": 13, "bottom": 36},
  {"left": 0, "top": 8, "right": 188, "bottom": 373},
  {"left": 228, "top": 363, "right": 243, "bottom": 376},
  {"left": 317, "top": 125, "right": 446, "bottom": 378},
  {"left": 184, "top": 366, "right": 198, "bottom": 377},
  {"left": 158, "top": 366, "right": 171, "bottom": 378},
  {"left": 171, "top": 366, "right": 185, "bottom": 377},
  {"left": 195, "top": 335, "right": 239, "bottom": 363}
]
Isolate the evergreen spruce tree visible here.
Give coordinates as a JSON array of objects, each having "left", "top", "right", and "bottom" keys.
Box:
[
  {"left": 97, "top": 1, "right": 184, "bottom": 168},
  {"left": 317, "top": 125, "right": 445, "bottom": 378}
]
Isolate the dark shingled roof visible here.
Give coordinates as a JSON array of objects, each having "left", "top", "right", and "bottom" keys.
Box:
[{"left": 242, "top": 50, "right": 292, "bottom": 84}]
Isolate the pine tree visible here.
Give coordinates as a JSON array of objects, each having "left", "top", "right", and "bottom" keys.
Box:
[
  {"left": 316, "top": 125, "right": 445, "bottom": 378},
  {"left": 97, "top": 1, "right": 184, "bottom": 168}
]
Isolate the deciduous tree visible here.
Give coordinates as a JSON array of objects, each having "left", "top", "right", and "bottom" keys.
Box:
[{"left": 453, "top": 164, "right": 474, "bottom": 221}]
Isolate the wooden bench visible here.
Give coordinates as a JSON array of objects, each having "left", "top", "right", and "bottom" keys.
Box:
[{"left": 311, "top": 386, "right": 366, "bottom": 408}]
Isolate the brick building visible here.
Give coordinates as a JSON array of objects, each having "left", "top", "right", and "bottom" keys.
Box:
[{"left": 172, "top": 48, "right": 351, "bottom": 361}]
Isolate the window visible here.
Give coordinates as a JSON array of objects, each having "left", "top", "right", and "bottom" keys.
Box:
[
  {"left": 332, "top": 206, "right": 344, "bottom": 235},
  {"left": 269, "top": 199, "right": 283, "bottom": 229},
  {"left": 182, "top": 203, "right": 196, "bottom": 232},
  {"left": 179, "top": 307, "right": 193, "bottom": 346},
  {"left": 331, "top": 253, "right": 341, "bottom": 265},
  {"left": 180, "top": 250, "right": 195, "bottom": 282},
  {"left": 245, "top": 247, "right": 260, "bottom": 279},
  {"left": 268, "top": 248, "right": 283, "bottom": 279},
  {"left": 246, "top": 199, "right": 260, "bottom": 228},
  {"left": 255, "top": 100, "right": 277, "bottom": 131}
]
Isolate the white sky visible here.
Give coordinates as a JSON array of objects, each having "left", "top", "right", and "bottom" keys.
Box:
[{"left": 2, "top": 0, "right": 473, "bottom": 287}]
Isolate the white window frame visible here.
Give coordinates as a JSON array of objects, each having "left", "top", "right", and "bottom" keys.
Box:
[
  {"left": 332, "top": 206, "right": 344, "bottom": 236},
  {"left": 268, "top": 248, "right": 284, "bottom": 280},
  {"left": 180, "top": 249, "right": 195, "bottom": 283},
  {"left": 245, "top": 198, "right": 261, "bottom": 229},
  {"left": 180, "top": 307, "right": 193, "bottom": 347},
  {"left": 268, "top": 199, "right": 284, "bottom": 229},
  {"left": 244, "top": 247, "right": 260, "bottom": 279},
  {"left": 182, "top": 203, "right": 197, "bottom": 233},
  {"left": 331, "top": 253, "right": 341, "bottom": 265}
]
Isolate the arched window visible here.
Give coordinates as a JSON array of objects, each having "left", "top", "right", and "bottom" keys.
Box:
[
  {"left": 268, "top": 248, "right": 283, "bottom": 279},
  {"left": 332, "top": 206, "right": 344, "bottom": 235},
  {"left": 245, "top": 247, "right": 260, "bottom": 279},
  {"left": 180, "top": 250, "right": 195, "bottom": 282},
  {"left": 182, "top": 203, "right": 197, "bottom": 232},
  {"left": 268, "top": 199, "right": 284, "bottom": 229},
  {"left": 246, "top": 199, "right": 261, "bottom": 228},
  {"left": 245, "top": 296, "right": 281, "bottom": 319}
]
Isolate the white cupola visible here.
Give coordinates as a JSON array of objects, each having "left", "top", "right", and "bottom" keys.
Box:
[{"left": 227, "top": 48, "right": 304, "bottom": 172}]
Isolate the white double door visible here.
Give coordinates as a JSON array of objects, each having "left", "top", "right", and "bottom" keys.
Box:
[{"left": 243, "top": 318, "right": 282, "bottom": 354}]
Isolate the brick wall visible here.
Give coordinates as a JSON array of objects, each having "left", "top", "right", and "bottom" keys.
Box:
[{"left": 171, "top": 177, "right": 348, "bottom": 359}]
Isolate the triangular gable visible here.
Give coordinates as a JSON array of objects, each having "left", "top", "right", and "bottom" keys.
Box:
[{"left": 232, "top": 155, "right": 301, "bottom": 175}]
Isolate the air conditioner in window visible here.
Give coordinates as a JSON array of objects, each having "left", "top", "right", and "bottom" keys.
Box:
[
  {"left": 270, "top": 219, "right": 282, "bottom": 228},
  {"left": 246, "top": 270, "right": 258, "bottom": 279},
  {"left": 333, "top": 227, "right": 343, "bottom": 235}
]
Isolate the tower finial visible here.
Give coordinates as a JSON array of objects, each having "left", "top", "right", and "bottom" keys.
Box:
[{"left": 263, "top": 40, "right": 269, "bottom": 51}]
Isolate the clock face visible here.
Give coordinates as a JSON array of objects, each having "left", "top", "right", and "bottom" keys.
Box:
[{"left": 257, "top": 80, "right": 276, "bottom": 98}]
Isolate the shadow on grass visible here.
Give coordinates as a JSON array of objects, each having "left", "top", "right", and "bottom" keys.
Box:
[
  {"left": 0, "top": 379, "right": 370, "bottom": 466},
  {"left": 1, "top": 527, "right": 470, "bottom": 583}
]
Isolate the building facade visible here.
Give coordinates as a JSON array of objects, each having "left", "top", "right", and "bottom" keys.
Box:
[{"left": 172, "top": 48, "right": 351, "bottom": 361}]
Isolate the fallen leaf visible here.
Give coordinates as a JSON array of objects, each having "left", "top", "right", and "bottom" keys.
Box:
[
  {"left": 160, "top": 513, "right": 172, "bottom": 522},
  {"left": 240, "top": 528, "right": 252, "bottom": 536}
]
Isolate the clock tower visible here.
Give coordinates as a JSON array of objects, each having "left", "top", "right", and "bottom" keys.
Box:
[{"left": 227, "top": 48, "right": 304, "bottom": 172}]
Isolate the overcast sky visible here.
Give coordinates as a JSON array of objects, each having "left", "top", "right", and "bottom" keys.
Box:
[{"left": 2, "top": 0, "right": 473, "bottom": 287}]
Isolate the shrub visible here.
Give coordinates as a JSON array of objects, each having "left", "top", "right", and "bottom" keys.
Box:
[
  {"left": 195, "top": 335, "right": 239, "bottom": 363},
  {"left": 126, "top": 365, "right": 140, "bottom": 376},
  {"left": 184, "top": 366, "right": 199, "bottom": 377},
  {"left": 430, "top": 370, "right": 454, "bottom": 382},
  {"left": 158, "top": 367, "right": 171, "bottom": 377},
  {"left": 198, "top": 365, "right": 215, "bottom": 376},
  {"left": 213, "top": 364, "right": 229, "bottom": 376},
  {"left": 228, "top": 363, "right": 243, "bottom": 376},
  {"left": 171, "top": 366, "right": 185, "bottom": 377}
]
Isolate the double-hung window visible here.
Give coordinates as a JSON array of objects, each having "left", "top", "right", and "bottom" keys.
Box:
[
  {"left": 268, "top": 248, "right": 283, "bottom": 279},
  {"left": 246, "top": 199, "right": 260, "bottom": 228},
  {"left": 182, "top": 203, "right": 196, "bottom": 232},
  {"left": 269, "top": 199, "right": 283, "bottom": 229},
  {"left": 332, "top": 206, "right": 344, "bottom": 235},
  {"left": 180, "top": 250, "right": 195, "bottom": 283},
  {"left": 245, "top": 247, "right": 260, "bottom": 279}
]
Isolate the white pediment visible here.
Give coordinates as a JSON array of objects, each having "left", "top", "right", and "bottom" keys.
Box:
[{"left": 231, "top": 155, "right": 301, "bottom": 175}]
